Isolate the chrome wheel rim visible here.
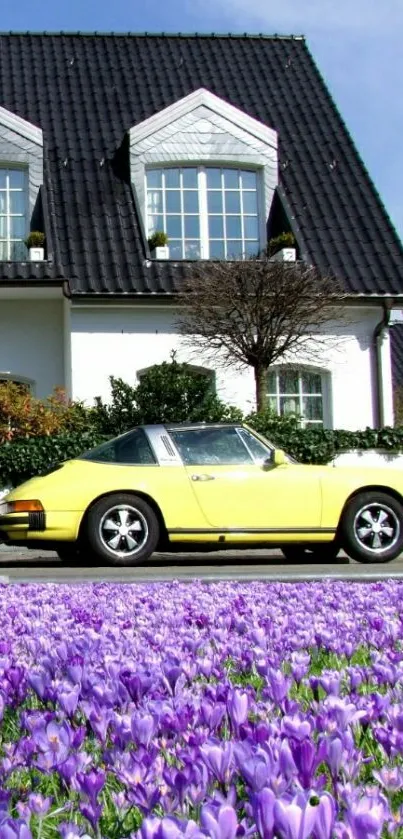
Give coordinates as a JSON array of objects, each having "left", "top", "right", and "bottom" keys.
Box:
[
  {"left": 353, "top": 502, "right": 400, "bottom": 555},
  {"left": 99, "top": 504, "right": 149, "bottom": 557}
]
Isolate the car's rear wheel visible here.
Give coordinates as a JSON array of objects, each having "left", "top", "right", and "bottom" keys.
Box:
[
  {"left": 85, "top": 493, "right": 159, "bottom": 566},
  {"left": 281, "top": 542, "right": 340, "bottom": 562},
  {"left": 340, "top": 491, "right": 403, "bottom": 563}
]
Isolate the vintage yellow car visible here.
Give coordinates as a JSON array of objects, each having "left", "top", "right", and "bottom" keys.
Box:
[{"left": 0, "top": 422, "right": 403, "bottom": 565}]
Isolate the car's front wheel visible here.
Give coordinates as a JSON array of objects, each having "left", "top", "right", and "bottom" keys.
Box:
[
  {"left": 340, "top": 491, "right": 403, "bottom": 563},
  {"left": 85, "top": 493, "right": 159, "bottom": 566},
  {"left": 281, "top": 542, "right": 340, "bottom": 562}
]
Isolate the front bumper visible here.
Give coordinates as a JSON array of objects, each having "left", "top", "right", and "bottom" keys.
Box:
[{"left": 0, "top": 511, "right": 46, "bottom": 532}]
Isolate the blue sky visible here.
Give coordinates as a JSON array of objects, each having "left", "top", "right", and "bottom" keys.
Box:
[{"left": 2, "top": 0, "right": 402, "bottom": 237}]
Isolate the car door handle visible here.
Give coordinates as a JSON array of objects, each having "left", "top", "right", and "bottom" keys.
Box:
[{"left": 191, "top": 474, "right": 216, "bottom": 481}]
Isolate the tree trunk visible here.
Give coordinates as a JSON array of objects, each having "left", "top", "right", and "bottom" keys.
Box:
[{"left": 254, "top": 366, "right": 268, "bottom": 412}]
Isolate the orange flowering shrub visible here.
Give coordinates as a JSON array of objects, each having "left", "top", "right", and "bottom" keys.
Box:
[{"left": 0, "top": 382, "right": 91, "bottom": 443}]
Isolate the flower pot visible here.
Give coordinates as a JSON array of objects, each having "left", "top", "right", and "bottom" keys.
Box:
[
  {"left": 29, "top": 247, "right": 44, "bottom": 261},
  {"left": 151, "top": 246, "right": 169, "bottom": 260},
  {"left": 270, "top": 247, "right": 296, "bottom": 263}
]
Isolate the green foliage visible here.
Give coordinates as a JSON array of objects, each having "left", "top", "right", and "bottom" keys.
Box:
[
  {"left": 24, "top": 230, "right": 45, "bottom": 248},
  {"left": 92, "top": 355, "right": 242, "bottom": 434},
  {"left": 267, "top": 231, "right": 296, "bottom": 256},
  {"left": 246, "top": 409, "right": 403, "bottom": 464},
  {"left": 148, "top": 230, "right": 168, "bottom": 250},
  {"left": 0, "top": 430, "right": 104, "bottom": 488}
]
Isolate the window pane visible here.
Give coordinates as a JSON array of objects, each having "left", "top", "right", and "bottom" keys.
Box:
[
  {"left": 169, "top": 241, "right": 183, "bottom": 259},
  {"left": 0, "top": 241, "right": 8, "bottom": 259},
  {"left": 280, "top": 396, "right": 300, "bottom": 415},
  {"left": 147, "top": 190, "right": 162, "bottom": 213},
  {"left": 166, "top": 215, "right": 182, "bottom": 238},
  {"left": 244, "top": 217, "right": 258, "bottom": 239},
  {"left": 148, "top": 214, "right": 163, "bottom": 235},
  {"left": 170, "top": 427, "right": 252, "bottom": 465},
  {"left": 147, "top": 169, "right": 162, "bottom": 188},
  {"left": 302, "top": 372, "right": 322, "bottom": 394},
  {"left": 244, "top": 241, "right": 260, "bottom": 258},
  {"left": 206, "top": 168, "right": 222, "bottom": 189},
  {"left": 183, "top": 191, "right": 199, "bottom": 213},
  {"left": 237, "top": 428, "right": 271, "bottom": 461},
  {"left": 165, "top": 169, "right": 180, "bottom": 188},
  {"left": 226, "top": 217, "right": 242, "bottom": 239},
  {"left": 0, "top": 172, "right": 7, "bottom": 189},
  {"left": 184, "top": 216, "right": 200, "bottom": 238},
  {"left": 0, "top": 218, "right": 7, "bottom": 238},
  {"left": 279, "top": 370, "right": 299, "bottom": 394},
  {"left": 10, "top": 217, "right": 25, "bottom": 238},
  {"left": 267, "top": 372, "right": 277, "bottom": 393},
  {"left": 268, "top": 396, "right": 278, "bottom": 412},
  {"left": 209, "top": 216, "right": 224, "bottom": 239},
  {"left": 225, "top": 192, "right": 240, "bottom": 214},
  {"left": 0, "top": 193, "right": 6, "bottom": 213},
  {"left": 182, "top": 168, "right": 198, "bottom": 188},
  {"left": 184, "top": 241, "right": 201, "bottom": 259},
  {"left": 241, "top": 171, "right": 257, "bottom": 189},
  {"left": 10, "top": 192, "right": 25, "bottom": 214},
  {"left": 209, "top": 240, "right": 225, "bottom": 259},
  {"left": 242, "top": 191, "right": 258, "bottom": 213},
  {"left": 10, "top": 241, "right": 25, "bottom": 260},
  {"left": 9, "top": 170, "right": 25, "bottom": 189},
  {"left": 223, "top": 169, "right": 239, "bottom": 189},
  {"left": 226, "top": 240, "right": 243, "bottom": 258},
  {"left": 165, "top": 191, "right": 181, "bottom": 213},
  {"left": 303, "top": 396, "right": 323, "bottom": 421},
  {"left": 207, "top": 191, "right": 223, "bottom": 213},
  {"left": 80, "top": 428, "right": 156, "bottom": 465}
]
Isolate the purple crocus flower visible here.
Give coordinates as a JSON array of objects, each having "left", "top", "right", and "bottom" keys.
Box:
[
  {"left": 345, "top": 793, "right": 388, "bottom": 838},
  {"left": 274, "top": 792, "right": 318, "bottom": 839},
  {"left": 199, "top": 742, "right": 234, "bottom": 785},
  {"left": 227, "top": 689, "right": 249, "bottom": 731},
  {"left": 131, "top": 713, "right": 157, "bottom": 748},
  {"left": 76, "top": 769, "right": 106, "bottom": 802},
  {"left": 0, "top": 815, "right": 33, "bottom": 839},
  {"left": 200, "top": 804, "right": 239, "bottom": 839},
  {"left": 251, "top": 787, "right": 275, "bottom": 838},
  {"left": 373, "top": 765, "right": 403, "bottom": 793},
  {"left": 312, "top": 793, "right": 336, "bottom": 839},
  {"left": 27, "top": 794, "right": 52, "bottom": 816}
]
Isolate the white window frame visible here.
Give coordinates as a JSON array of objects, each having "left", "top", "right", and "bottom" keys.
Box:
[
  {"left": 267, "top": 366, "right": 332, "bottom": 429},
  {"left": 0, "top": 168, "right": 28, "bottom": 261},
  {"left": 145, "top": 166, "right": 262, "bottom": 260}
]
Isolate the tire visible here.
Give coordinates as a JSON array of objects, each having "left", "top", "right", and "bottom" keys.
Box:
[
  {"left": 340, "top": 491, "right": 403, "bottom": 563},
  {"left": 281, "top": 542, "right": 340, "bottom": 562},
  {"left": 85, "top": 493, "right": 159, "bottom": 566}
]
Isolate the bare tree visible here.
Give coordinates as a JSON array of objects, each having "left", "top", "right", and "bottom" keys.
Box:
[{"left": 177, "top": 258, "right": 347, "bottom": 411}]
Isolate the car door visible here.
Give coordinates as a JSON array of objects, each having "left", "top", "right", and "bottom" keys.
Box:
[{"left": 168, "top": 425, "right": 322, "bottom": 531}]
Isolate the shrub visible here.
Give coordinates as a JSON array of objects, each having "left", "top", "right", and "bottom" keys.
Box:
[
  {"left": 267, "top": 231, "right": 296, "bottom": 257},
  {"left": 148, "top": 231, "right": 169, "bottom": 250},
  {"left": 0, "top": 430, "right": 105, "bottom": 488},
  {"left": 0, "top": 382, "right": 93, "bottom": 444},
  {"left": 25, "top": 230, "right": 45, "bottom": 248}
]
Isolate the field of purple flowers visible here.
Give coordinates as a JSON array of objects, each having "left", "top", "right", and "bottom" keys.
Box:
[{"left": 0, "top": 580, "right": 402, "bottom": 839}]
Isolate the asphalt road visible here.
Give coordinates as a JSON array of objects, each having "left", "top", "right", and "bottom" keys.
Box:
[{"left": 1, "top": 545, "right": 403, "bottom": 583}]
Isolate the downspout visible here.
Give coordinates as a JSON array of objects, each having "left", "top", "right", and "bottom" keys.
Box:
[{"left": 373, "top": 301, "right": 392, "bottom": 428}]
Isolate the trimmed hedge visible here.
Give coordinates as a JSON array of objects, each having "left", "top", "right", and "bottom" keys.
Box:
[
  {"left": 1, "top": 414, "right": 403, "bottom": 489},
  {"left": 0, "top": 430, "right": 105, "bottom": 489}
]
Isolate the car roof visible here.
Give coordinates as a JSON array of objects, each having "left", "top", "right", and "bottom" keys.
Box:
[{"left": 147, "top": 422, "right": 243, "bottom": 432}]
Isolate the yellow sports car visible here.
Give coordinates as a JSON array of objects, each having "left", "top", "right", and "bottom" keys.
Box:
[{"left": 0, "top": 422, "right": 402, "bottom": 565}]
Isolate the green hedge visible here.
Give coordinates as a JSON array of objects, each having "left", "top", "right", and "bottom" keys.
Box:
[
  {"left": 0, "top": 430, "right": 105, "bottom": 489},
  {"left": 1, "top": 415, "right": 403, "bottom": 490}
]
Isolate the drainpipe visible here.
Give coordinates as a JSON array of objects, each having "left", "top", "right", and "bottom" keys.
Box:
[{"left": 373, "top": 301, "right": 392, "bottom": 428}]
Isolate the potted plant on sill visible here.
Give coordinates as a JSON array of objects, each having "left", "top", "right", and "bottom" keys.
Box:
[
  {"left": 148, "top": 231, "right": 169, "bottom": 260},
  {"left": 267, "top": 232, "right": 296, "bottom": 262},
  {"left": 25, "top": 231, "right": 45, "bottom": 262}
]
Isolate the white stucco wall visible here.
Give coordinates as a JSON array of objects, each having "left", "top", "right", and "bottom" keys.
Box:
[
  {"left": 0, "top": 299, "right": 65, "bottom": 398},
  {"left": 70, "top": 304, "right": 387, "bottom": 430}
]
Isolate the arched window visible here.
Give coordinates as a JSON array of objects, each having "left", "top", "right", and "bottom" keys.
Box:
[
  {"left": 146, "top": 166, "right": 260, "bottom": 260},
  {"left": 267, "top": 367, "right": 331, "bottom": 428},
  {"left": 137, "top": 363, "right": 215, "bottom": 389},
  {"left": 0, "top": 373, "right": 34, "bottom": 393}
]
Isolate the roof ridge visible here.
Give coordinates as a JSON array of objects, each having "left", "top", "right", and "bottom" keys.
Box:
[{"left": 0, "top": 30, "right": 306, "bottom": 39}]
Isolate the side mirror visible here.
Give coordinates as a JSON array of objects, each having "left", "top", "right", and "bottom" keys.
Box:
[{"left": 262, "top": 449, "right": 286, "bottom": 469}]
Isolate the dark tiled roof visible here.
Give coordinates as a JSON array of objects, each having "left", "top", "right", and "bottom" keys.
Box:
[
  {"left": 0, "top": 32, "right": 402, "bottom": 296},
  {"left": 391, "top": 323, "right": 403, "bottom": 389}
]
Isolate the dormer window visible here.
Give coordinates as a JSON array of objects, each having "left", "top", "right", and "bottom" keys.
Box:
[
  {"left": 0, "top": 168, "right": 27, "bottom": 260},
  {"left": 146, "top": 166, "right": 260, "bottom": 260}
]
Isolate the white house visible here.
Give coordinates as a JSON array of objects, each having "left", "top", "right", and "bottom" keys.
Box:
[{"left": 0, "top": 32, "right": 402, "bottom": 430}]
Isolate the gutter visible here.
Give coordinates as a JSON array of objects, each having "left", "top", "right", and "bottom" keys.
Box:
[{"left": 373, "top": 301, "right": 392, "bottom": 428}]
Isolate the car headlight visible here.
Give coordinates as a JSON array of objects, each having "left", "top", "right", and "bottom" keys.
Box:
[{"left": 0, "top": 500, "right": 44, "bottom": 515}]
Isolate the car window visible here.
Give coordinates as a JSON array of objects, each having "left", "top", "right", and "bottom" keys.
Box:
[
  {"left": 237, "top": 428, "right": 271, "bottom": 462},
  {"left": 169, "top": 427, "right": 253, "bottom": 465},
  {"left": 79, "top": 428, "right": 156, "bottom": 465}
]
